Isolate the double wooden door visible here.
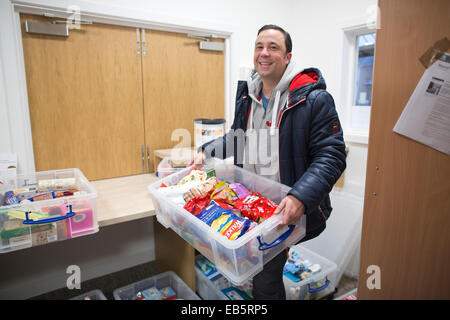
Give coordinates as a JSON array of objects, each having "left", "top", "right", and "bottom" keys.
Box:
[{"left": 21, "top": 14, "right": 224, "bottom": 180}]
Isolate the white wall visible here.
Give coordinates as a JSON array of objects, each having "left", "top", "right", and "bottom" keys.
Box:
[
  {"left": 0, "top": 61, "right": 11, "bottom": 152},
  {"left": 0, "top": 0, "right": 376, "bottom": 297}
]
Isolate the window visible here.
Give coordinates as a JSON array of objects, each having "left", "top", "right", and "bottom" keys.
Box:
[
  {"left": 354, "top": 32, "right": 375, "bottom": 106},
  {"left": 340, "top": 25, "right": 376, "bottom": 142}
]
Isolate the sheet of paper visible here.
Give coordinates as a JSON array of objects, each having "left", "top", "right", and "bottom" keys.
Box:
[{"left": 393, "top": 53, "right": 450, "bottom": 155}]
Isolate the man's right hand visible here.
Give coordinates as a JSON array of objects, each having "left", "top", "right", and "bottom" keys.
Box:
[{"left": 188, "top": 152, "right": 206, "bottom": 167}]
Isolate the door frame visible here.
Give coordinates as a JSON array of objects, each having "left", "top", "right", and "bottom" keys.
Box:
[{"left": 1, "top": 0, "right": 236, "bottom": 173}]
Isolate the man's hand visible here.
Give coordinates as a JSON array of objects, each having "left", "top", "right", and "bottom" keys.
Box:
[
  {"left": 274, "top": 195, "right": 305, "bottom": 226},
  {"left": 187, "top": 152, "right": 206, "bottom": 167}
]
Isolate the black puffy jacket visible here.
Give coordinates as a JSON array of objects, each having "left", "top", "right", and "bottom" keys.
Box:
[{"left": 202, "top": 68, "right": 347, "bottom": 234}]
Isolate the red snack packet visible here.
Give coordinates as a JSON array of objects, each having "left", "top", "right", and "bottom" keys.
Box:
[
  {"left": 183, "top": 194, "right": 211, "bottom": 216},
  {"left": 234, "top": 193, "right": 277, "bottom": 223}
]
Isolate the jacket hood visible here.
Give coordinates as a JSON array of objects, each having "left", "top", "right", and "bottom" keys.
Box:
[
  {"left": 246, "top": 60, "right": 304, "bottom": 100},
  {"left": 287, "top": 67, "right": 327, "bottom": 107},
  {"left": 245, "top": 61, "right": 327, "bottom": 135}
]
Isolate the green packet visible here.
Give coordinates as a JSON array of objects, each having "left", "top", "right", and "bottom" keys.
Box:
[{"left": 0, "top": 220, "right": 54, "bottom": 239}]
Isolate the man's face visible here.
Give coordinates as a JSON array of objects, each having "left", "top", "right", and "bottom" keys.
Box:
[{"left": 254, "top": 29, "right": 292, "bottom": 82}]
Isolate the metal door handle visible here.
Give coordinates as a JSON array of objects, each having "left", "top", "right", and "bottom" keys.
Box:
[
  {"left": 147, "top": 144, "right": 150, "bottom": 173},
  {"left": 141, "top": 145, "right": 145, "bottom": 173}
]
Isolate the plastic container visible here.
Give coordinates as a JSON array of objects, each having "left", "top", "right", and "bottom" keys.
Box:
[
  {"left": 70, "top": 289, "right": 107, "bottom": 300},
  {"left": 0, "top": 168, "right": 98, "bottom": 253},
  {"left": 283, "top": 244, "right": 337, "bottom": 300},
  {"left": 300, "top": 188, "right": 364, "bottom": 286},
  {"left": 195, "top": 265, "right": 229, "bottom": 300},
  {"left": 156, "top": 156, "right": 192, "bottom": 178},
  {"left": 334, "top": 288, "right": 357, "bottom": 300},
  {"left": 148, "top": 160, "right": 306, "bottom": 285},
  {"left": 113, "top": 271, "right": 200, "bottom": 300}
]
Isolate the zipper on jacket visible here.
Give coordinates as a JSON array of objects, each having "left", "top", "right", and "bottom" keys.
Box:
[{"left": 276, "top": 97, "right": 306, "bottom": 128}]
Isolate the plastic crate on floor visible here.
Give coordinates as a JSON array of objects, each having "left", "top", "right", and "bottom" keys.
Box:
[
  {"left": 283, "top": 244, "right": 337, "bottom": 300},
  {"left": 113, "top": 270, "right": 200, "bottom": 300},
  {"left": 195, "top": 255, "right": 253, "bottom": 300},
  {"left": 70, "top": 289, "right": 107, "bottom": 300}
]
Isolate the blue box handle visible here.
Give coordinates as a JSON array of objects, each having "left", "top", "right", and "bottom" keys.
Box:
[
  {"left": 22, "top": 205, "right": 75, "bottom": 225},
  {"left": 308, "top": 278, "right": 330, "bottom": 293},
  {"left": 257, "top": 225, "right": 295, "bottom": 251}
]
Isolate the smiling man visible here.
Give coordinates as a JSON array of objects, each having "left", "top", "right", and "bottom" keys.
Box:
[{"left": 193, "top": 25, "right": 347, "bottom": 299}]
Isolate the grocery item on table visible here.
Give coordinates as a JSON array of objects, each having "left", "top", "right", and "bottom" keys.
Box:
[
  {"left": 38, "top": 178, "right": 76, "bottom": 191},
  {"left": 27, "top": 191, "right": 55, "bottom": 202},
  {"left": 169, "top": 158, "right": 190, "bottom": 168},
  {"left": 3, "top": 191, "right": 19, "bottom": 205}
]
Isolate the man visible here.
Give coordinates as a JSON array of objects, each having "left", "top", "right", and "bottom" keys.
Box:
[{"left": 190, "top": 24, "right": 346, "bottom": 299}]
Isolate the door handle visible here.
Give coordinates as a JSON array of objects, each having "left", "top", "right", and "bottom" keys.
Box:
[
  {"left": 147, "top": 144, "right": 150, "bottom": 173},
  {"left": 141, "top": 145, "right": 145, "bottom": 173}
]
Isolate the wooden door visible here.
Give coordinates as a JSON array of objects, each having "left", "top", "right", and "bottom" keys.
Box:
[
  {"left": 141, "top": 30, "right": 225, "bottom": 171},
  {"left": 358, "top": 0, "right": 450, "bottom": 299},
  {"left": 21, "top": 14, "right": 146, "bottom": 180}
]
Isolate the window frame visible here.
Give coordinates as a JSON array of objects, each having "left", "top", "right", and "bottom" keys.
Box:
[{"left": 340, "top": 23, "right": 376, "bottom": 144}]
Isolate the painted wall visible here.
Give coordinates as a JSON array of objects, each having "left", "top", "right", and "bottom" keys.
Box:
[{"left": 0, "top": 0, "right": 377, "bottom": 298}]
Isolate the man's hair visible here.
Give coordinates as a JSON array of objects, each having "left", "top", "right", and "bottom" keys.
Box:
[{"left": 257, "top": 24, "right": 292, "bottom": 54}]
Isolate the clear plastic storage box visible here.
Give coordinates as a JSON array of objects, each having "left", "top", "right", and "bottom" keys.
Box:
[
  {"left": 195, "top": 255, "right": 253, "bottom": 300},
  {"left": 148, "top": 160, "right": 306, "bottom": 285},
  {"left": 156, "top": 156, "right": 192, "bottom": 178},
  {"left": 195, "top": 265, "right": 229, "bottom": 300},
  {"left": 70, "top": 289, "right": 107, "bottom": 300},
  {"left": 113, "top": 271, "right": 200, "bottom": 300},
  {"left": 283, "top": 244, "right": 337, "bottom": 300},
  {"left": 0, "top": 168, "right": 98, "bottom": 253}
]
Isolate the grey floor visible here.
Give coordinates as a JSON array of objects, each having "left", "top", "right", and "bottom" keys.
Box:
[{"left": 29, "top": 260, "right": 358, "bottom": 300}]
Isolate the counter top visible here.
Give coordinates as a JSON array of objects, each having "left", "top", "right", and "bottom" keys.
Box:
[{"left": 91, "top": 174, "right": 160, "bottom": 227}]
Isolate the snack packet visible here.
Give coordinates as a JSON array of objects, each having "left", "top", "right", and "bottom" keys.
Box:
[
  {"left": 228, "top": 182, "right": 250, "bottom": 199},
  {"left": 198, "top": 201, "right": 256, "bottom": 240},
  {"left": 234, "top": 193, "right": 278, "bottom": 223},
  {"left": 183, "top": 177, "right": 220, "bottom": 202},
  {"left": 183, "top": 194, "right": 211, "bottom": 215},
  {"left": 178, "top": 168, "right": 207, "bottom": 185},
  {"left": 197, "top": 201, "right": 231, "bottom": 226},
  {"left": 210, "top": 210, "right": 256, "bottom": 240},
  {"left": 210, "top": 181, "right": 239, "bottom": 205}
]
